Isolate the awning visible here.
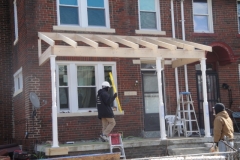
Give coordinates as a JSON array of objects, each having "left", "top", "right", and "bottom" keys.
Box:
[{"left": 38, "top": 32, "right": 212, "bottom": 68}]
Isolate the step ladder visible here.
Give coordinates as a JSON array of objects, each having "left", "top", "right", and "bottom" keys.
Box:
[
  {"left": 109, "top": 133, "right": 126, "bottom": 159},
  {"left": 173, "top": 92, "right": 201, "bottom": 137}
]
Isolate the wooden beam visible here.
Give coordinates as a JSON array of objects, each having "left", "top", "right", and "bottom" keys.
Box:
[
  {"left": 172, "top": 38, "right": 212, "bottom": 52},
  {"left": 144, "top": 37, "right": 177, "bottom": 50},
  {"left": 45, "top": 147, "right": 68, "bottom": 156},
  {"left": 38, "top": 39, "right": 42, "bottom": 58},
  {"left": 94, "top": 35, "right": 119, "bottom": 49},
  {"left": 39, "top": 46, "right": 52, "bottom": 66},
  {"left": 57, "top": 33, "right": 77, "bottom": 48},
  {"left": 53, "top": 46, "right": 205, "bottom": 59},
  {"left": 172, "top": 58, "right": 200, "bottom": 68},
  {"left": 111, "top": 36, "right": 139, "bottom": 49},
  {"left": 38, "top": 32, "right": 55, "bottom": 46},
  {"left": 127, "top": 37, "right": 158, "bottom": 50},
  {"left": 159, "top": 38, "right": 195, "bottom": 51},
  {"left": 75, "top": 34, "right": 98, "bottom": 48}
]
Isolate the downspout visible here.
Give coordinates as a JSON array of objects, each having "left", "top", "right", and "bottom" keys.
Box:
[
  {"left": 171, "top": 0, "right": 181, "bottom": 119},
  {"left": 180, "top": 0, "right": 192, "bottom": 133}
]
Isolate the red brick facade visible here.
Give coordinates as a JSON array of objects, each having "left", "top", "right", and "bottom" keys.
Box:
[
  {"left": 0, "top": 0, "right": 13, "bottom": 143},
  {"left": 2, "top": 0, "right": 240, "bottom": 151}
]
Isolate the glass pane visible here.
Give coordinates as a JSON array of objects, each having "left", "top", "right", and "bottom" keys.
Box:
[
  {"left": 60, "top": 0, "right": 77, "bottom": 5},
  {"left": 140, "top": 12, "right": 156, "bottom": 29},
  {"left": 141, "top": 63, "right": 156, "bottom": 69},
  {"left": 88, "top": 8, "right": 106, "bottom": 26},
  {"left": 144, "top": 93, "right": 159, "bottom": 113},
  {"left": 194, "top": 15, "right": 209, "bottom": 31},
  {"left": 140, "top": 0, "right": 155, "bottom": 11},
  {"left": 59, "top": 65, "right": 68, "bottom": 86},
  {"left": 87, "top": 0, "right": 104, "bottom": 7},
  {"left": 193, "top": 0, "right": 208, "bottom": 14},
  {"left": 77, "top": 66, "right": 95, "bottom": 86},
  {"left": 60, "top": 6, "right": 79, "bottom": 25},
  {"left": 143, "top": 74, "right": 158, "bottom": 92},
  {"left": 59, "top": 88, "right": 69, "bottom": 109},
  {"left": 78, "top": 87, "right": 96, "bottom": 108}
]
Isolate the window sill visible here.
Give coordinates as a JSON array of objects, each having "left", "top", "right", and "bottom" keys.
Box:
[
  {"left": 57, "top": 110, "right": 124, "bottom": 117},
  {"left": 192, "top": 33, "right": 218, "bottom": 37},
  {"left": 13, "top": 88, "right": 23, "bottom": 97},
  {"left": 135, "top": 30, "right": 166, "bottom": 35},
  {"left": 53, "top": 26, "right": 116, "bottom": 33}
]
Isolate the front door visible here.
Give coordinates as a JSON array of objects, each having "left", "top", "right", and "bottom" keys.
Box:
[
  {"left": 196, "top": 70, "right": 220, "bottom": 134},
  {"left": 142, "top": 71, "right": 163, "bottom": 131}
]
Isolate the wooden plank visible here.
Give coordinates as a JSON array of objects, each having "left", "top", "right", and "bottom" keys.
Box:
[
  {"left": 38, "top": 39, "right": 42, "bottom": 58},
  {"left": 127, "top": 37, "right": 158, "bottom": 50},
  {"left": 38, "top": 33, "right": 55, "bottom": 46},
  {"left": 75, "top": 34, "right": 98, "bottom": 48},
  {"left": 94, "top": 35, "right": 119, "bottom": 49},
  {"left": 39, "top": 46, "right": 52, "bottom": 66},
  {"left": 111, "top": 36, "right": 139, "bottom": 49},
  {"left": 172, "top": 58, "right": 200, "bottom": 68},
  {"left": 46, "top": 153, "right": 120, "bottom": 160},
  {"left": 45, "top": 147, "right": 69, "bottom": 156},
  {"left": 172, "top": 38, "right": 212, "bottom": 52},
  {"left": 159, "top": 38, "right": 195, "bottom": 51},
  {"left": 144, "top": 37, "right": 177, "bottom": 50},
  {"left": 58, "top": 33, "right": 77, "bottom": 48},
  {"left": 53, "top": 46, "right": 205, "bottom": 59}
]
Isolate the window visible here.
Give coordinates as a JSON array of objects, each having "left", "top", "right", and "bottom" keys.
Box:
[
  {"left": 138, "top": 0, "right": 161, "bottom": 30},
  {"left": 57, "top": 0, "right": 110, "bottom": 28},
  {"left": 13, "top": 67, "right": 23, "bottom": 96},
  {"left": 192, "top": 0, "right": 213, "bottom": 33},
  {"left": 13, "top": 0, "right": 18, "bottom": 45},
  {"left": 238, "top": 0, "right": 240, "bottom": 32},
  {"left": 57, "top": 62, "right": 117, "bottom": 113}
]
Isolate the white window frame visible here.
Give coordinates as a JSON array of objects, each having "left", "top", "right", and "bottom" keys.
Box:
[
  {"left": 56, "top": 0, "right": 110, "bottom": 28},
  {"left": 192, "top": 0, "right": 214, "bottom": 33},
  {"left": 136, "top": 0, "right": 166, "bottom": 35},
  {"left": 237, "top": 0, "right": 240, "bottom": 33},
  {"left": 56, "top": 61, "right": 117, "bottom": 113},
  {"left": 13, "top": 0, "right": 18, "bottom": 45},
  {"left": 13, "top": 67, "right": 23, "bottom": 96}
]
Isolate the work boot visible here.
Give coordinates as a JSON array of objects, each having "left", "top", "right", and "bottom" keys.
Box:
[{"left": 100, "top": 134, "right": 109, "bottom": 142}]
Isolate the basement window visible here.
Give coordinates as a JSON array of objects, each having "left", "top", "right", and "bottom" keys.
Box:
[{"left": 13, "top": 67, "right": 23, "bottom": 96}]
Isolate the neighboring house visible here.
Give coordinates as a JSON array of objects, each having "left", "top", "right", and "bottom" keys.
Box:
[{"left": 1, "top": 0, "right": 239, "bottom": 151}]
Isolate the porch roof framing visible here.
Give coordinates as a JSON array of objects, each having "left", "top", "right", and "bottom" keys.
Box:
[{"left": 38, "top": 32, "right": 212, "bottom": 67}]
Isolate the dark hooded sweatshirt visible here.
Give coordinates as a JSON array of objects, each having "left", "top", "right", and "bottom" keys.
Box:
[{"left": 97, "top": 88, "right": 116, "bottom": 119}]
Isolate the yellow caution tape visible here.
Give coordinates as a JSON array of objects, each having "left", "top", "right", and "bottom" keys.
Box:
[{"left": 109, "top": 72, "right": 122, "bottom": 112}]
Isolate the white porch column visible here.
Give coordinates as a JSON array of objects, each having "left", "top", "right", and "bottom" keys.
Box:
[
  {"left": 201, "top": 58, "right": 211, "bottom": 137},
  {"left": 50, "top": 55, "right": 59, "bottom": 147},
  {"left": 156, "top": 58, "right": 167, "bottom": 140}
]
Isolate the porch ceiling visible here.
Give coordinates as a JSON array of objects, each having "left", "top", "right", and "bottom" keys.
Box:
[{"left": 38, "top": 32, "right": 212, "bottom": 68}]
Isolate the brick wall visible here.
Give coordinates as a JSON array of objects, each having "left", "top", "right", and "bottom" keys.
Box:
[
  {"left": 8, "top": 0, "right": 240, "bottom": 151},
  {"left": 0, "top": 0, "right": 13, "bottom": 143}
]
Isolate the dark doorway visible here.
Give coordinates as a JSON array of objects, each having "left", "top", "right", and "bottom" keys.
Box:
[
  {"left": 196, "top": 69, "right": 220, "bottom": 135},
  {"left": 142, "top": 71, "right": 164, "bottom": 131}
]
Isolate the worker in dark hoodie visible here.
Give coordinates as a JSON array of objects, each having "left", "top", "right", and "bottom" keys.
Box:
[
  {"left": 213, "top": 103, "right": 234, "bottom": 152},
  {"left": 97, "top": 81, "right": 117, "bottom": 142}
]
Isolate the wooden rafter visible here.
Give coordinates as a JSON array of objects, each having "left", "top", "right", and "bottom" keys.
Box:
[
  {"left": 75, "top": 34, "right": 98, "bottom": 48},
  {"left": 144, "top": 37, "right": 177, "bottom": 50},
  {"left": 111, "top": 36, "right": 139, "bottom": 49},
  {"left": 94, "top": 35, "right": 119, "bottom": 49},
  {"left": 126, "top": 37, "right": 158, "bottom": 50},
  {"left": 159, "top": 38, "right": 195, "bottom": 51},
  {"left": 172, "top": 58, "right": 200, "bottom": 68},
  {"left": 57, "top": 33, "right": 77, "bottom": 48}
]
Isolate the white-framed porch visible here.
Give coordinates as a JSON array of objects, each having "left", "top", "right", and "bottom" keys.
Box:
[{"left": 38, "top": 32, "right": 212, "bottom": 148}]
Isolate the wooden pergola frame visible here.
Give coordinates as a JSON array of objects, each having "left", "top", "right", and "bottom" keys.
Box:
[{"left": 38, "top": 32, "right": 212, "bottom": 67}]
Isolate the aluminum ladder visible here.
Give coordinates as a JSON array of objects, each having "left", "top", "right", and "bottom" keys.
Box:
[{"left": 173, "top": 92, "right": 201, "bottom": 137}]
